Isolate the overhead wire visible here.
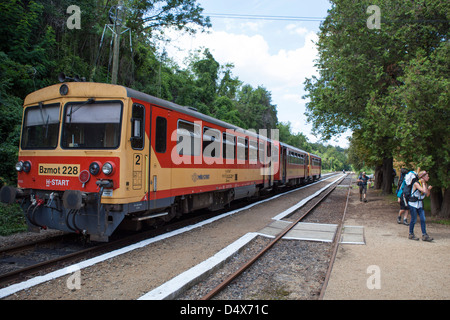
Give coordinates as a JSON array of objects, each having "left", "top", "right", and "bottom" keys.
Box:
[{"left": 205, "top": 12, "right": 449, "bottom": 24}]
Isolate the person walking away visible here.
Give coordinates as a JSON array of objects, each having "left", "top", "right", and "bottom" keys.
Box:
[
  {"left": 408, "top": 171, "right": 433, "bottom": 242},
  {"left": 397, "top": 168, "right": 410, "bottom": 225},
  {"left": 357, "top": 172, "right": 370, "bottom": 202}
]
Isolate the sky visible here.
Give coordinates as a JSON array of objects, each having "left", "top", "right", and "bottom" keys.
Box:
[{"left": 156, "top": 0, "right": 351, "bottom": 148}]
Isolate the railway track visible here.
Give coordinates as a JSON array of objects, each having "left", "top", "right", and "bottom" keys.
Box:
[
  {"left": 174, "top": 173, "right": 352, "bottom": 300},
  {"left": 0, "top": 173, "right": 341, "bottom": 294}
]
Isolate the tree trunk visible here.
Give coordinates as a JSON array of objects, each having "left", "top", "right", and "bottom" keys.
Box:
[
  {"left": 381, "top": 157, "right": 393, "bottom": 194},
  {"left": 374, "top": 165, "right": 383, "bottom": 189},
  {"left": 430, "top": 187, "right": 443, "bottom": 216},
  {"left": 438, "top": 188, "right": 450, "bottom": 219}
]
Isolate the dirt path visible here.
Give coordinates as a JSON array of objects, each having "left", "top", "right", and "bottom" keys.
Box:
[{"left": 324, "top": 184, "right": 450, "bottom": 300}]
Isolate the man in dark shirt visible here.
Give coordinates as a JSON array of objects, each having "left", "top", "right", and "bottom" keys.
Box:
[{"left": 357, "top": 172, "right": 371, "bottom": 202}]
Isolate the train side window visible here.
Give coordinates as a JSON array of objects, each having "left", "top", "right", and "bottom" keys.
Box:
[
  {"left": 131, "top": 104, "right": 145, "bottom": 150},
  {"left": 177, "top": 120, "right": 201, "bottom": 156},
  {"left": 223, "top": 132, "right": 235, "bottom": 160},
  {"left": 249, "top": 139, "right": 257, "bottom": 164},
  {"left": 237, "top": 136, "right": 246, "bottom": 162},
  {"left": 259, "top": 141, "right": 265, "bottom": 164},
  {"left": 203, "top": 127, "right": 220, "bottom": 158},
  {"left": 155, "top": 117, "right": 167, "bottom": 153},
  {"left": 273, "top": 145, "right": 279, "bottom": 163}
]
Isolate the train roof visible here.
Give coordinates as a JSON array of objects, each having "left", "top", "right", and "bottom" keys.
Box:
[
  {"left": 279, "top": 142, "right": 321, "bottom": 159},
  {"left": 23, "top": 82, "right": 320, "bottom": 159}
]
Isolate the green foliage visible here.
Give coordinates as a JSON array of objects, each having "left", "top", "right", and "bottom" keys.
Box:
[
  {"left": 0, "top": 0, "right": 349, "bottom": 189},
  {"left": 0, "top": 203, "right": 26, "bottom": 236},
  {"left": 304, "top": 0, "right": 449, "bottom": 195}
]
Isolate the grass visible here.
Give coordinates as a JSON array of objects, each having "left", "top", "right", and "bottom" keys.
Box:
[{"left": 0, "top": 203, "right": 27, "bottom": 236}]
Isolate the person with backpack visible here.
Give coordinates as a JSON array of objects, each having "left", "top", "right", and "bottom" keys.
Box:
[
  {"left": 357, "top": 172, "right": 371, "bottom": 202},
  {"left": 396, "top": 168, "right": 410, "bottom": 225},
  {"left": 408, "top": 171, "right": 433, "bottom": 242}
]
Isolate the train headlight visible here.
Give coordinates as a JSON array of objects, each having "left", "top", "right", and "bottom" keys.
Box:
[
  {"left": 89, "top": 162, "right": 101, "bottom": 176},
  {"left": 102, "top": 162, "right": 114, "bottom": 175},
  {"left": 15, "top": 161, "right": 24, "bottom": 172},
  {"left": 23, "top": 161, "right": 31, "bottom": 173},
  {"left": 60, "top": 84, "right": 69, "bottom": 96}
]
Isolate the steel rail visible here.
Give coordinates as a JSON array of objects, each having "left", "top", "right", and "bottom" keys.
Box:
[
  {"left": 318, "top": 174, "right": 353, "bottom": 300},
  {"left": 200, "top": 174, "right": 347, "bottom": 300}
]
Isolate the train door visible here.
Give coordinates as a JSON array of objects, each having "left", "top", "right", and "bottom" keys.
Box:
[
  {"left": 130, "top": 103, "right": 147, "bottom": 205},
  {"left": 148, "top": 106, "right": 171, "bottom": 211},
  {"left": 281, "top": 146, "right": 287, "bottom": 183}
]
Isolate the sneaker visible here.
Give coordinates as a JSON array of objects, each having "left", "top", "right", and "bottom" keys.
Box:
[
  {"left": 397, "top": 216, "right": 402, "bottom": 224},
  {"left": 409, "top": 234, "right": 419, "bottom": 241},
  {"left": 422, "top": 234, "right": 434, "bottom": 242},
  {"left": 364, "top": 199, "right": 368, "bottom": 203},
  {"left": 403, "top": 219, "right": 408, "bottom": 226}
]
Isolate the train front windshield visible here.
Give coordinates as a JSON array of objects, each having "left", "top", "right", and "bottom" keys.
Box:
[
  {"left": 21, "top": 103, "right": 60, "bottom": 149},
  {"left": 62, "top": 101, "right": 123, "bottom": 149}
]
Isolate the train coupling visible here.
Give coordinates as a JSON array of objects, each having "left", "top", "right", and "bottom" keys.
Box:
[{"left": 0, "top": 185, "right": 27, "bottom": 204}]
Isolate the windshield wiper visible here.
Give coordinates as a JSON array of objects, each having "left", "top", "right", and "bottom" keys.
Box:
[
  {"left": 38, "top": 102, "right": 50, "bottom": 138},
  {"left": 68, "top": 98, "right": 96, "bottom": 123}
]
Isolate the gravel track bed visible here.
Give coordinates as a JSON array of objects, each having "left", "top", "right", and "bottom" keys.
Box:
[{"left": 178, "top": 185, "right": 349, "bottom": 300}]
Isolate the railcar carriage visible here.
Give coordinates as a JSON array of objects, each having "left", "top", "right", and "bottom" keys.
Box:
[
  {"left": 308, "top": 153, "right": 322, "bottom": 181},
  {"left": 1, "top": 81, "right": 295, "bottom": 241}
]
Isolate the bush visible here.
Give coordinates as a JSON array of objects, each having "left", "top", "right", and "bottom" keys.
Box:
[{"left": 0, "top": 203, "right": 26, "bottom": 236}]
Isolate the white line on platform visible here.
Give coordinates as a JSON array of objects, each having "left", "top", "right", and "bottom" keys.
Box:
[{"left": 138, "top": 232, "right": 259, "bottom": 300}]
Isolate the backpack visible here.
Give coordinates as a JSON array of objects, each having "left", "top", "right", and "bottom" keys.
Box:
[
  {"left": 402, "top": 171, "right": 419, "bottom": 203},
  {"left": 396, "top": 168, "right": 409, "bottom": 198}
]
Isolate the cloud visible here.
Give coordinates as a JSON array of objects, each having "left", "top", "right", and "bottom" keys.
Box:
[{"left": 157, "top": 25, "right": 352, "bottom": 147}]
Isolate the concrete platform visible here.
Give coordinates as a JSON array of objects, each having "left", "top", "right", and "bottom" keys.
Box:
[
  {"left": 340, "top": 225, "right": 365, "bottom": 244},
  {"left": 258, "top": 221, "right": 365, "bottom": 244}
]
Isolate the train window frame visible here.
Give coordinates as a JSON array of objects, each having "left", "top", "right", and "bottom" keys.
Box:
[
  {"left": 177, "top": 120, "right": 201, "bottom": 156},
  {"left": 223, "top": 131, "right": 236, "bottom": 160},
  {"left": 131, "top": 103, "right": 145, "bottom": 150},
  {"left": 61, "top": 100, "right": 123, "bottom": 150},
  {"left": 249, "top": 139, "right": 258, "bottom": 164},
  {"left": 203, "top": 127, "right": 221, "bottom": 158},
  {"left": 21, "top": 103, "right": 61, "bottom": 150},
  {"left": 155, "top": 116, "right": 167, "bottom": 153},
  {"left": 272, "top": 145, "right": 279, "bottom": 163},
  {"left": 259, "top": 140, "right": 265, "bottom": 164},
  {"left": 236, "top": 136, "right": 247, "bottom": 162}
]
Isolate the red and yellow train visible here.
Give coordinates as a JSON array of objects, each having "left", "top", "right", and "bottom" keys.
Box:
[{"left": 1, "top": 82, "right": 321, "bottom": 241}]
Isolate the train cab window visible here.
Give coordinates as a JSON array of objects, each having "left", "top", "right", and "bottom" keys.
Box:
[
  {"left": 177, "top": 120, "right": 200, "bottom": 156},
  {"left": 155, "top": 117, "right": 167, "bottom": 153},
  {"left": 21, "top": 103, "right": 60, "bottom": 149},
  {"left": 62, "top": 101, "right": 122, "bottom": 149},
  {"left": 223, "top": 132, "right": 236, "bottom": 160},
  {"left": 203, "top": 127, "right": 220, "bottom": 158},
  {"left": 131, "top": 104, "right": 145, "bottom": 150}
]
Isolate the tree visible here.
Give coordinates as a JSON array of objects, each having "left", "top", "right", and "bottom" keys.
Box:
[
  {"left": 394, "top": 42, "right": 450, "bottom": 217},
  {"left": 237, "top": 85, "right": 278, "bottom": 131},
  {"left": 304, "top": 0, "right": 449, "bottom": 198}
]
